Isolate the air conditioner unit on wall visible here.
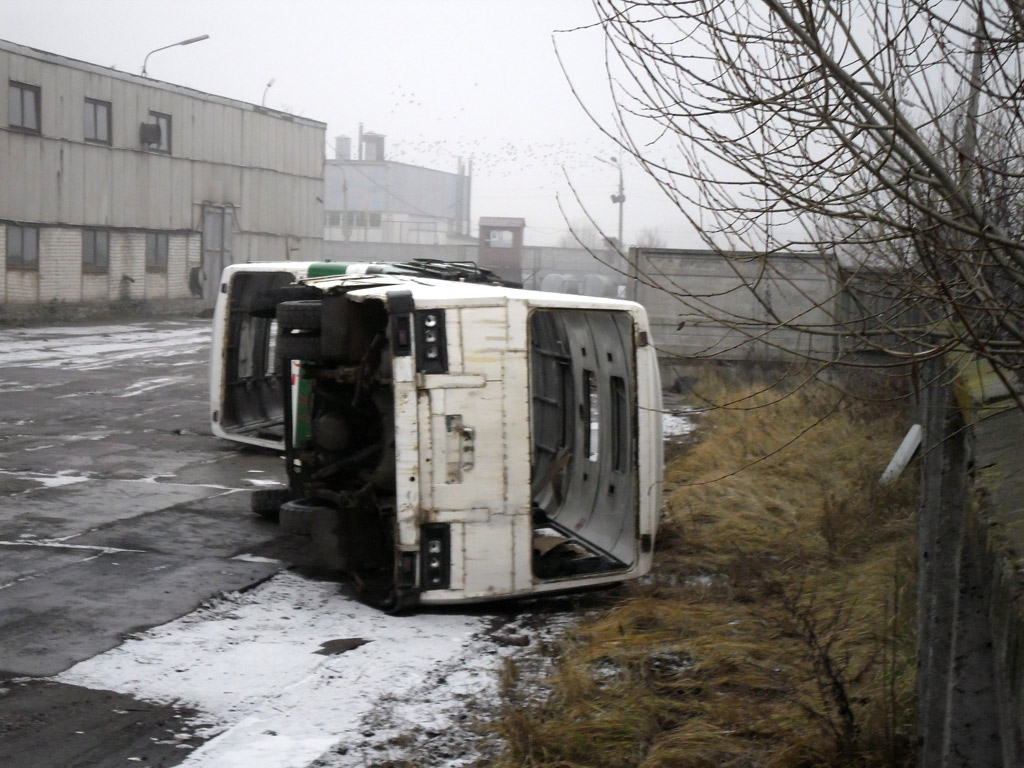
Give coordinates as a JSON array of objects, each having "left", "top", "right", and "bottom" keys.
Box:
[{"left": 139, "top": 122, "right": 161, "bottom": 145}]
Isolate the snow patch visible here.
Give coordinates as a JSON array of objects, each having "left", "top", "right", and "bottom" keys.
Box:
[
  {"left": 0, "top": 540, "right": 142, "bottom": 553},
  {"left": 118, "top": 376, "right": 192, "bottom": 397},
  {"left": 56, "top": 571, "right": 500, "bottom": 768},
  {"left": 0, "top": 324, "right": 209, "bottom": 371},
  {"left": 0, "top": 469, "right": 93, "bottom": 488},
  {"left": 662, "top": 410, "right": 696, "bottom": 438}
]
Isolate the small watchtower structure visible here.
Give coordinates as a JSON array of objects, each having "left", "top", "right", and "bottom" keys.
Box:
[{"left": 477, "top": 217, "right": 525, "bottom": 284}]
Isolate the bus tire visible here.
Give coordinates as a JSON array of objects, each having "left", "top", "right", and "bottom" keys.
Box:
[
  {"left": 251, "top": 487, "right": 293, "bottom": 521},
  {"left": 277, "top": 300, "right": 323, "bottom": 332},
  {"left": 249, "top": 285, "right": 321, "bottom": 318},
  {"left": 277, "top": 331, "right": 322, "bottom": 362}
]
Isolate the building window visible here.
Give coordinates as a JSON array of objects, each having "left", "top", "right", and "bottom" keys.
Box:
[
  {"left": 84, "top": 98, "right": 111, "bottom": 144},
  {"left": 83, "top": 230, "right": 110, "bottom": 271},
  {"left": 326, "top": 211, "right": 341, "bottom": 227},
  {"left": 146, "top": 232, "right": 168, "bottom": 271},
  {"left": 487, "top": 229, "right": 514, "bottom": 248},
  {"left": 344, "top": 211, "right": 382, "bottom": 228},
  {"left": 8, "top": 82, "right": 40, "bottom": 133},
  {"left": 6, "top": 225, "right": 39, "bottom": 269},
  {"left": 146, "top": 111, "right": 171, "bottom": 153}
]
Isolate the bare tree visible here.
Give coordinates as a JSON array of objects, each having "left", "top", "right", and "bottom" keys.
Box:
[
  {"left": 581, "top": 0, "right": 1024, "bottom": 403},
  {"left": 557, "top": 220, "right": 603, "bottom": 249}
]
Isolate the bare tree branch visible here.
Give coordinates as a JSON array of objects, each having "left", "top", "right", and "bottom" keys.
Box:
[{"left": 573, "top": 0, "right": 1024, "bottom": 406}]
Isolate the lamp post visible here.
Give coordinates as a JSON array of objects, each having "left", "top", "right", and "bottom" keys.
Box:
[
  {"left": 141, "top": 34, "right": 210, "bottom": 77},
  {"left": 261, "top": 78, "right": 275, "bottom": 107},
  {"left": 595, "top": 155, "right": 625, "bottom": 250}
]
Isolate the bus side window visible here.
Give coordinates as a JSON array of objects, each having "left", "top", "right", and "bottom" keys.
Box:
[
  {"left": 584, "top": 370, "right": 599, "bottom": 462},
  {"left": 611, "top": 375, "right": 627, "bottom": 473}
]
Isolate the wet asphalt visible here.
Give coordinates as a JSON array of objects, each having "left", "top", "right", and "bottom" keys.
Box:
[{"left": 0, "top": 317, "right": 302, "bottom": 767}]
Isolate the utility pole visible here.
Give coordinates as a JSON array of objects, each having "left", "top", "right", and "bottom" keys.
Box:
[
  {"left": 595, "top": 155, "right": 625, "bottom": 250},
  {"left": 613, "top": 156, "right": 625, "bottom": 251}
]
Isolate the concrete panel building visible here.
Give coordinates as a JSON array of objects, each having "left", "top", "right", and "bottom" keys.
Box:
[
  {"left": 1, "top": 39, "right": 325, "bottom": 314},
  {"left": 323, "top": 130, "right": 471, "bottom": 246}
]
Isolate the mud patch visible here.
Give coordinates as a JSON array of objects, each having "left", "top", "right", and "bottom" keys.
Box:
[{"left": 315, "top": 638, "right": 370, "bottom": 655}]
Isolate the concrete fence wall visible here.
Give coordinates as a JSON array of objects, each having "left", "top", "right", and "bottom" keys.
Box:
[
  {"left": 625, "top": 247, "right": 839, "bottom": 381},
  {"left": 319, "top": 241, "right": 629, "bottom": 297}
]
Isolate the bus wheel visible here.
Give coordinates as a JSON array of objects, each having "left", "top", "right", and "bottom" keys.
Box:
[
  {"left": 277, "top": 299, "right": 322, "bottom": 332},
  {"left": 277, "top": 331, "right": 321, "bottom": 362},
  {"left": 251, "top": 487, "right": 293, "bottom": 521}
]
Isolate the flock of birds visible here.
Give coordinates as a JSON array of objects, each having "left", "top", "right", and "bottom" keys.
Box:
[{"left": 325, "top": 82, "right": 647, "bottom": 243}]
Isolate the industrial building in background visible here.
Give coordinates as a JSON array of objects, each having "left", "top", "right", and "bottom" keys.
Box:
[
  {"left": 0, "top": 35, "right": 625, "bottom": 321},
  {"left": 0, "top": 39, "right": 325, "bottom": 316},
  {"left": 323, "top": 128, "right": 472, "bottom": 247}
]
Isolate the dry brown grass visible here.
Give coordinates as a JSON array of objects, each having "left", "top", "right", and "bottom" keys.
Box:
[{"left": 492, "top": 372, "right": 918, "bottom": 768}]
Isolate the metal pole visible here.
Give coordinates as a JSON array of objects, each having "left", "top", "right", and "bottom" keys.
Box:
[
  {"left": 616, "top": 158, "right": 624, "bottom": 250},
  {"left": 595, "top": 154, "right": 626, "bottom": 250}
]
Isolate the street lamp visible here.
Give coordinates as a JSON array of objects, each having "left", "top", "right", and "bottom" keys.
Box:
[
  {"left": 141, "top": 34, "right": 210, "bottom": 77},
  {"left": 261, "top": 78, "right": 275, "bottom": 107},
  {"left": 595, "top": 155, "right": 625, "bottom": 250}
]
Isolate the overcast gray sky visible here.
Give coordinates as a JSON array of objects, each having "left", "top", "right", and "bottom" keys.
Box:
[{"left": 1, "top": 0, "right": 697, "bottom": 247}]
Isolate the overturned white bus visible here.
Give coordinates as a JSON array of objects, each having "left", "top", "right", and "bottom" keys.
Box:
[{"left": 210, "top": 260, "right": 663, "bottom": 610}]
